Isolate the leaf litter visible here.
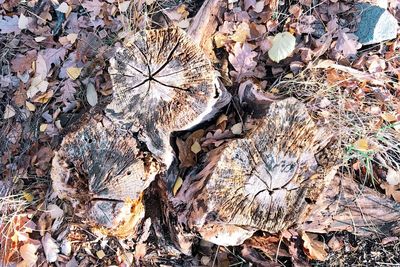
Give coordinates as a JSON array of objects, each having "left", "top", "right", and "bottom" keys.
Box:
[{"left": 1, "top": 0, "right": 400, "bottom": 266}]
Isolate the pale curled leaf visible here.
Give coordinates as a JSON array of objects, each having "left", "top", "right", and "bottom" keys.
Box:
[
  {"left": 42, "top": 233, "right": 59, "bottom": 263},
  {"left": 268, "top": 32, "right": 296, "bottom": 63},
  {"left": 86, "top": 83, "right": 98, "bottom": 106},
  {"left": 47, "top": 204, "right": 64, "bottom": 219},
  {"left": 19, "top": 243, "right": 39, "bottom": 266},
  {"left": 3, "top": 104, "right": 16, "bottom": 119}
]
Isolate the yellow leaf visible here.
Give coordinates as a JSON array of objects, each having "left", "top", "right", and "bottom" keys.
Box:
[
  {"left": 66, "top": 67, "right": 82, "bottom": 80},
  {"left": 96, "top": 250, "right": 105, "bottom": 259},
  {"left": 32, "top": 90, "right": 53, "bottom": 104},
  {"left": 191, "top": 141, "right": 202, "bottom": 154},
  {"left": 231, "top": 22, "right": 250, "bottom": 43},
  {"left": 23, "top": 192, "right": 34, "bottom": 202},
  {"left": 39, "top": 124, "right": 48, "bottom": 132},
  {"left": 353, "top": 138, "right": 370, "bottom": 152},
  {"left": 214, "top": 32, "right": 228, "bottom": 48},
  {"left": 268, "top": 32, "right": 296, "bottom": 63},
  {"left": 382, "top": 112, "right": 397, "bottom": 123},
  {"left": 172, "top": 177, "right": 183, "bottom": 196},
  {"left": 177, "top": 4, "right": 189, "bottom": 18},
  {"left": 26, "top": 101, "right": 36, "bottom": 111}
]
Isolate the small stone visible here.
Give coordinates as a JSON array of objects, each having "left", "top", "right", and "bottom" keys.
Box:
[{"left": 355, "top": 4, "right": 398, "bottom": 45}]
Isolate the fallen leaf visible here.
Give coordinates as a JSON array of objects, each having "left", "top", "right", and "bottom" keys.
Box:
[
  {"left": 386, "top": 168, "right": 400, "bottom": 185},
  {"left": 3, "top": 105, "right": 16, "bottom": 119},
  {"left": 302, "top": 232, "right": 327, "bottom": 261},
  {"left": 66, "top": 67, "right": 82, "bottom": 80},
  {"left": 253, "top": 1, "right": 264, "bottom": 12},
  {"left": 335, "top": 30, "right": 361, "bottom": 57},
  {"left": 25, "top": 101, "right": 36, "bottom": 111},
  {"left": 214, "top": 32, "right": 228, "bottom": 48},
  {"left": 39, "top": 124, "right": 48, "bottom": 132},
  {"left": 231, "top": 123, "right": 243, "bottom": 135},
  {"left": 0, "top": 15, "right": 20, "bottom": 34},
  {"left": 191, "top": 141, "right": 202, "bottom": 154},
  {"left": 381, "top": 112, "right": 397, "bottom": 123},
  {"left": 27, "top": 76, "right": 49, "bottom": 98},
  {"left": 60, "top": 79, "right": 77, "bottom": 105},
  {"left": 23, "top": 192, "right": 34, "bottom": 202},
  {"left": 231, "top": 22, "right": 250, "bottom": 43},
  {"left": 18, "top": 14, "right": 33, "bottom": 30},
  {"left": 86, "top": 83, "right": 98, "bottom": 106},
  {"left": 229, "top": 42, "right": 258, "bottom": 81},
  {"left": 327, "top": 236, "right": 343, "bottom": 251},
  {"left": 42, "top": 233, "right": 59, "bottom": 263},
  {"left": 268, "top": 32, "right": 296, "bottom": 63},
  {"left": 47, "top": 204, "right": 64, "bottom": 219},
  {"left": 56, "top": 2, "right": 71, "bottom": 16},
  {"left": 19, "top": 243, "right": 39, "bottom": 267},
  {"left": 96, "top": 249, "right": 105, "bottom": 259},
  {"left": 66, "top": 33, "right": 78, "bottom": 44},
  {"left": 172, "top": 177, "right": 183, "bottom": 196},
  {"left": 34, "top": 36, "right": 46, "bottom": 42},
  {"left": 82, "top": 0, "right": 103, "bottom": 18},
  {"left": 353, "top": 138, "right": 370, "bottom": 152},
  {"left": 119, "top": 1, "right": 131, "bottom": 12}
]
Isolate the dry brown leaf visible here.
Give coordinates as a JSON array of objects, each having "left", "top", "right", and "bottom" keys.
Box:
[
  {"left": 381, "top": 112, "right": 397, "bottom": 123},
  {"left": 301, "top": 232, "right": 327, "bottom": 261}
]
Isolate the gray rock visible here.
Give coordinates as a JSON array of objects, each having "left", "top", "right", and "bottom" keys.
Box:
[{"left": 355, "top": 3, "right": 398, "bottom": 45}]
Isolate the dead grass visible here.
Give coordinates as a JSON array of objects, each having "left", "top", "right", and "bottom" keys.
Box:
[{"left": 272, "top": 67, "right": 400, "bottom": 184}]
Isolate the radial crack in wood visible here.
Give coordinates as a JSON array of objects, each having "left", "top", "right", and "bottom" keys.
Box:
[
  {"left": 173, "top": 98, "right": 336, "bottom": 246},
  {"left": 105, "top": 27, "right": 230, "bottom": 166},
  {"left": 51, "top": 117, "right": 159, "bottom": 237}
]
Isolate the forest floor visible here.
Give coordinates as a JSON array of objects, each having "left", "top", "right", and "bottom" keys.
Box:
[{"left": 1, "top": 0, "right": 400, "bottom": 266}]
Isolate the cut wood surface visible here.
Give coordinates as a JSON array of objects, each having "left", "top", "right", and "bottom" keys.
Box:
[
  {"left": 105, "top": 27, "right": 230, "bottom": 165},
  {"left": 173, "top": 98, "right": 336, "bottom": 246},
  {"left": 51, "top": 116, "right": 159, "bottom": 237}
]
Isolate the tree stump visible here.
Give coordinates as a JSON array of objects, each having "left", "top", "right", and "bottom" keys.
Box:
[
  {"left": 51, "top": 117, "right": 159, "bottom": 237},
  {"left": 173, "top": 98, "right": 336, "bottom": 246},
  {"left": 105, "top": 27, "right": 230, "bottom": 166}
]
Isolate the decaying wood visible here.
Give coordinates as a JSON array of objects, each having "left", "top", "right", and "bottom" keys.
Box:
[
  {"left": 51, "top": 117, "right": 159, "bottom": 237},
  {"left": 172, "top": 98, "right": 337, "bottom": 246},
  {"left": 187, "top": 0, "right": 226, "bottom": 60},
  {"left": 106, "top": 27, "right": 230, "bottom": 166},
  {"left": 301, "top": 174, "right": 400, "bottom": 236}
]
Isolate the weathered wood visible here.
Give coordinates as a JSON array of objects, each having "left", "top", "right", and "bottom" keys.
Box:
[
  {"left": 51, "top": 117, "right": 159, "bottom": 237},
  {"left": 173, "top": 98, "right": 337, "bottom": 246},
  {"left": 301, "top": 174, "right": 400, "bottom": 236},
  {"left": 106, "top": 27, "right": 230, "bottom": 166},
  {"left": 187, "top": 0, "right": 226, "bottom": 60}
]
